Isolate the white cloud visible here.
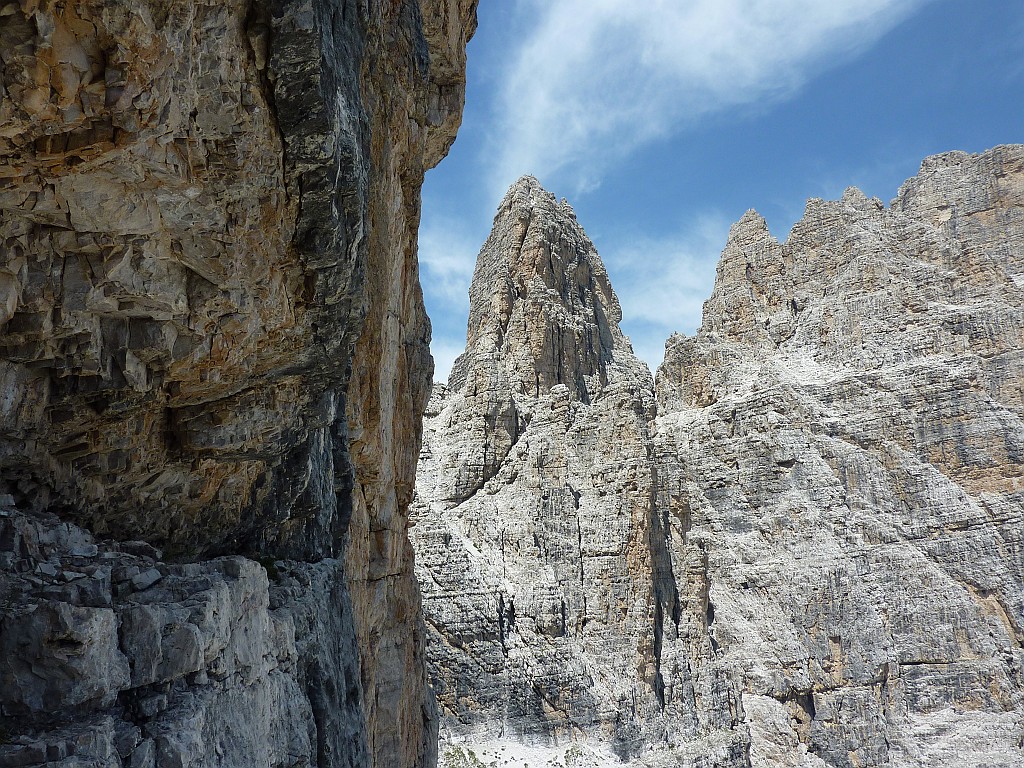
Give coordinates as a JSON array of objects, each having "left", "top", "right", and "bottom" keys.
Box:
[
  {"left": 488, "top": 0, "right": 931, "bottom": 196},
  {"left": 419, "top": 214, "right": 484, "bottom": 382},
  {"left": 419, "top": 215, "right": 480, "bottom": 311},
  {"left": 428, "top": 338, "right": 469, "bottom": 384},
  {"left": 603, "top": 213, "right": 732, "bottom": 372}
]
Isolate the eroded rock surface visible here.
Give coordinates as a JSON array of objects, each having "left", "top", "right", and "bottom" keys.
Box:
[
  {"left": 0, "top": 499, "right": 365, "bottom": 767},
  {"left": 656, "top": 145, "right": 1024, "bottom": 767},
  {"left": 412, "top": 178, "right": 747, "bottom": 767},
  {"left": 0, "top": 0, "right": 477, "bottom": 765},
  {"left": 414, "top": 147, "right": 1024, "bottom": 768}
]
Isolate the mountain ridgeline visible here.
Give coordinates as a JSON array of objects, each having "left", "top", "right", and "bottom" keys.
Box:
[{"left": 412, "top": 147, "right": 1024, "bottom": 768}]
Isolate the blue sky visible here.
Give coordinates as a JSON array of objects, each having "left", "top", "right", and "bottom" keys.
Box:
[{"left": 419, "top": 0, "right": 1024, "bottom": 379}]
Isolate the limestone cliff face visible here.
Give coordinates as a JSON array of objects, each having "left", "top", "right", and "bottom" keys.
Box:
[
  {"left": 412, "top": 178, "right": 747, "bottom": 767},
  {"left": 0, "top": 0, "right": 476, "bottom": 765},
  {"left": 656, "top": 144, "right": 1024, "bottom": 767},
  {"left": 414, "top": 147, "right": 1024, "bottom": 768}
]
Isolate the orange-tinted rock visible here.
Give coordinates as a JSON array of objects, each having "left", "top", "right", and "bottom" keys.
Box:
[{"left": 0, "top": 0, "right": 477, "bottom": 765}]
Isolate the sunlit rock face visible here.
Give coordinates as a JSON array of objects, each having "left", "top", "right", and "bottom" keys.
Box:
[
  {"left": 414, "top": 146, "right": 1024, "bottom": 768},
  {"left": 0, "top": 0, "right": 477, "bottom": 765},
  {"left": 656, "top": 144, "right": 1024, "bottom": 768},
  {"left": 413, "top": 177, "right": 747, "bottom": 768}
]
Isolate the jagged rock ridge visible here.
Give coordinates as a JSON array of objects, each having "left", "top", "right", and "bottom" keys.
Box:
[
  {"left": 655, "top": 145, "right": 1024, "bottom": 767},
  {"left": 413, "top": 146, "right": 1024, "bottom": 768},
  {"left": 0, "top": 1, "right": 477, "bottom": 766}
]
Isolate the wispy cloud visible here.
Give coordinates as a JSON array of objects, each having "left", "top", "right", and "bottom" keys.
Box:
[
  {"left": 419, "top": 213, "right": 483, "bottom": 381},
  {"left": 427, "top": 0, "right": 936, "bottom": 378},
  {"left": 419, "top": 216, "right": 479, "bottom": 311},
  {"left": 605, "top": 213, "right": 731, "bottom": 372},
  {"left": 488, "top": 0, "right": 931, "bottom": 196}
]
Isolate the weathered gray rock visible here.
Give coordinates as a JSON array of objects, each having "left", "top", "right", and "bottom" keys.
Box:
[
  {"left": 0, "top": 502, "right": 341, "bottom": 767},
  {"left": 414, "top": 147, "right": 1024, "bottom": 767},
  {"left": 0, "top": 501, "right": 331, "bottom": 768},
  {"left": 412, "top": 177, "right": 747, "bottom": 767},
  {"left": 1, "top": 601, "right": 129, "bottom": 714},
  {"left": 0, "top": 0, "right": 477, "bottom": 766},
  {"left": 655, "top": 144, "right": 1024, "bottom": 768}
]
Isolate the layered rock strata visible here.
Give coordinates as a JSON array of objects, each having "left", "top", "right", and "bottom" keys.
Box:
[
  {"left": 656, "top": 145, "right": 1024, "bottom": 767},
  {"left": 0, "top": 0, "right": 476, "bottom": 765},
  {"left": 412, "top": 177, "right": 747, "bottom": 767},
  {"left": 413, "top": 146, "right": 1024, "bottom": 768},
  {"left": 0, "top": 501, "right": 366, "bottom": 767}
]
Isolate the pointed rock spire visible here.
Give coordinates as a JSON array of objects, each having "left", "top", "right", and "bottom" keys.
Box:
[{"left": 451, "top": 175, "right": 631, "bottom": 403}]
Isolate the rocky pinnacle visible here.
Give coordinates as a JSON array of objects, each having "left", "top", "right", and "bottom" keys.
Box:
[
  {"left": 454, "top": 175, "right": 628, "bottom": 400},
  {"left": 413, "top": 176, "right": 743, "bottom": 765}
]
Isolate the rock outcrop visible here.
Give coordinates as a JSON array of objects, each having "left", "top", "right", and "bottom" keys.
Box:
[
  {"left": 412, "top": 178, "right": 747, "bottom": 767},
  {"left": 413, "top": 146, "right": 1024, "bottom": 767},
  {"left": 0, "top": 0, "right": 477, "bottom": 765},
  {"left": 656, "top": 145, "right": 1024, "bottom": 767}
]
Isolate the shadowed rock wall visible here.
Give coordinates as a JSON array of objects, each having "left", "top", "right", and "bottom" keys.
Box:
[{"left": 0, "top": 0, "right": 477, "bottom": 765}]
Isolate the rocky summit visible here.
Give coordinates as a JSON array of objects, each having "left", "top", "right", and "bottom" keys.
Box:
[
  {"left": 412, "top": 146, "right": 1024, "bottom": 767},
  {"left": 1, "top": 3, "right": 1021, "bottom": 765}
]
